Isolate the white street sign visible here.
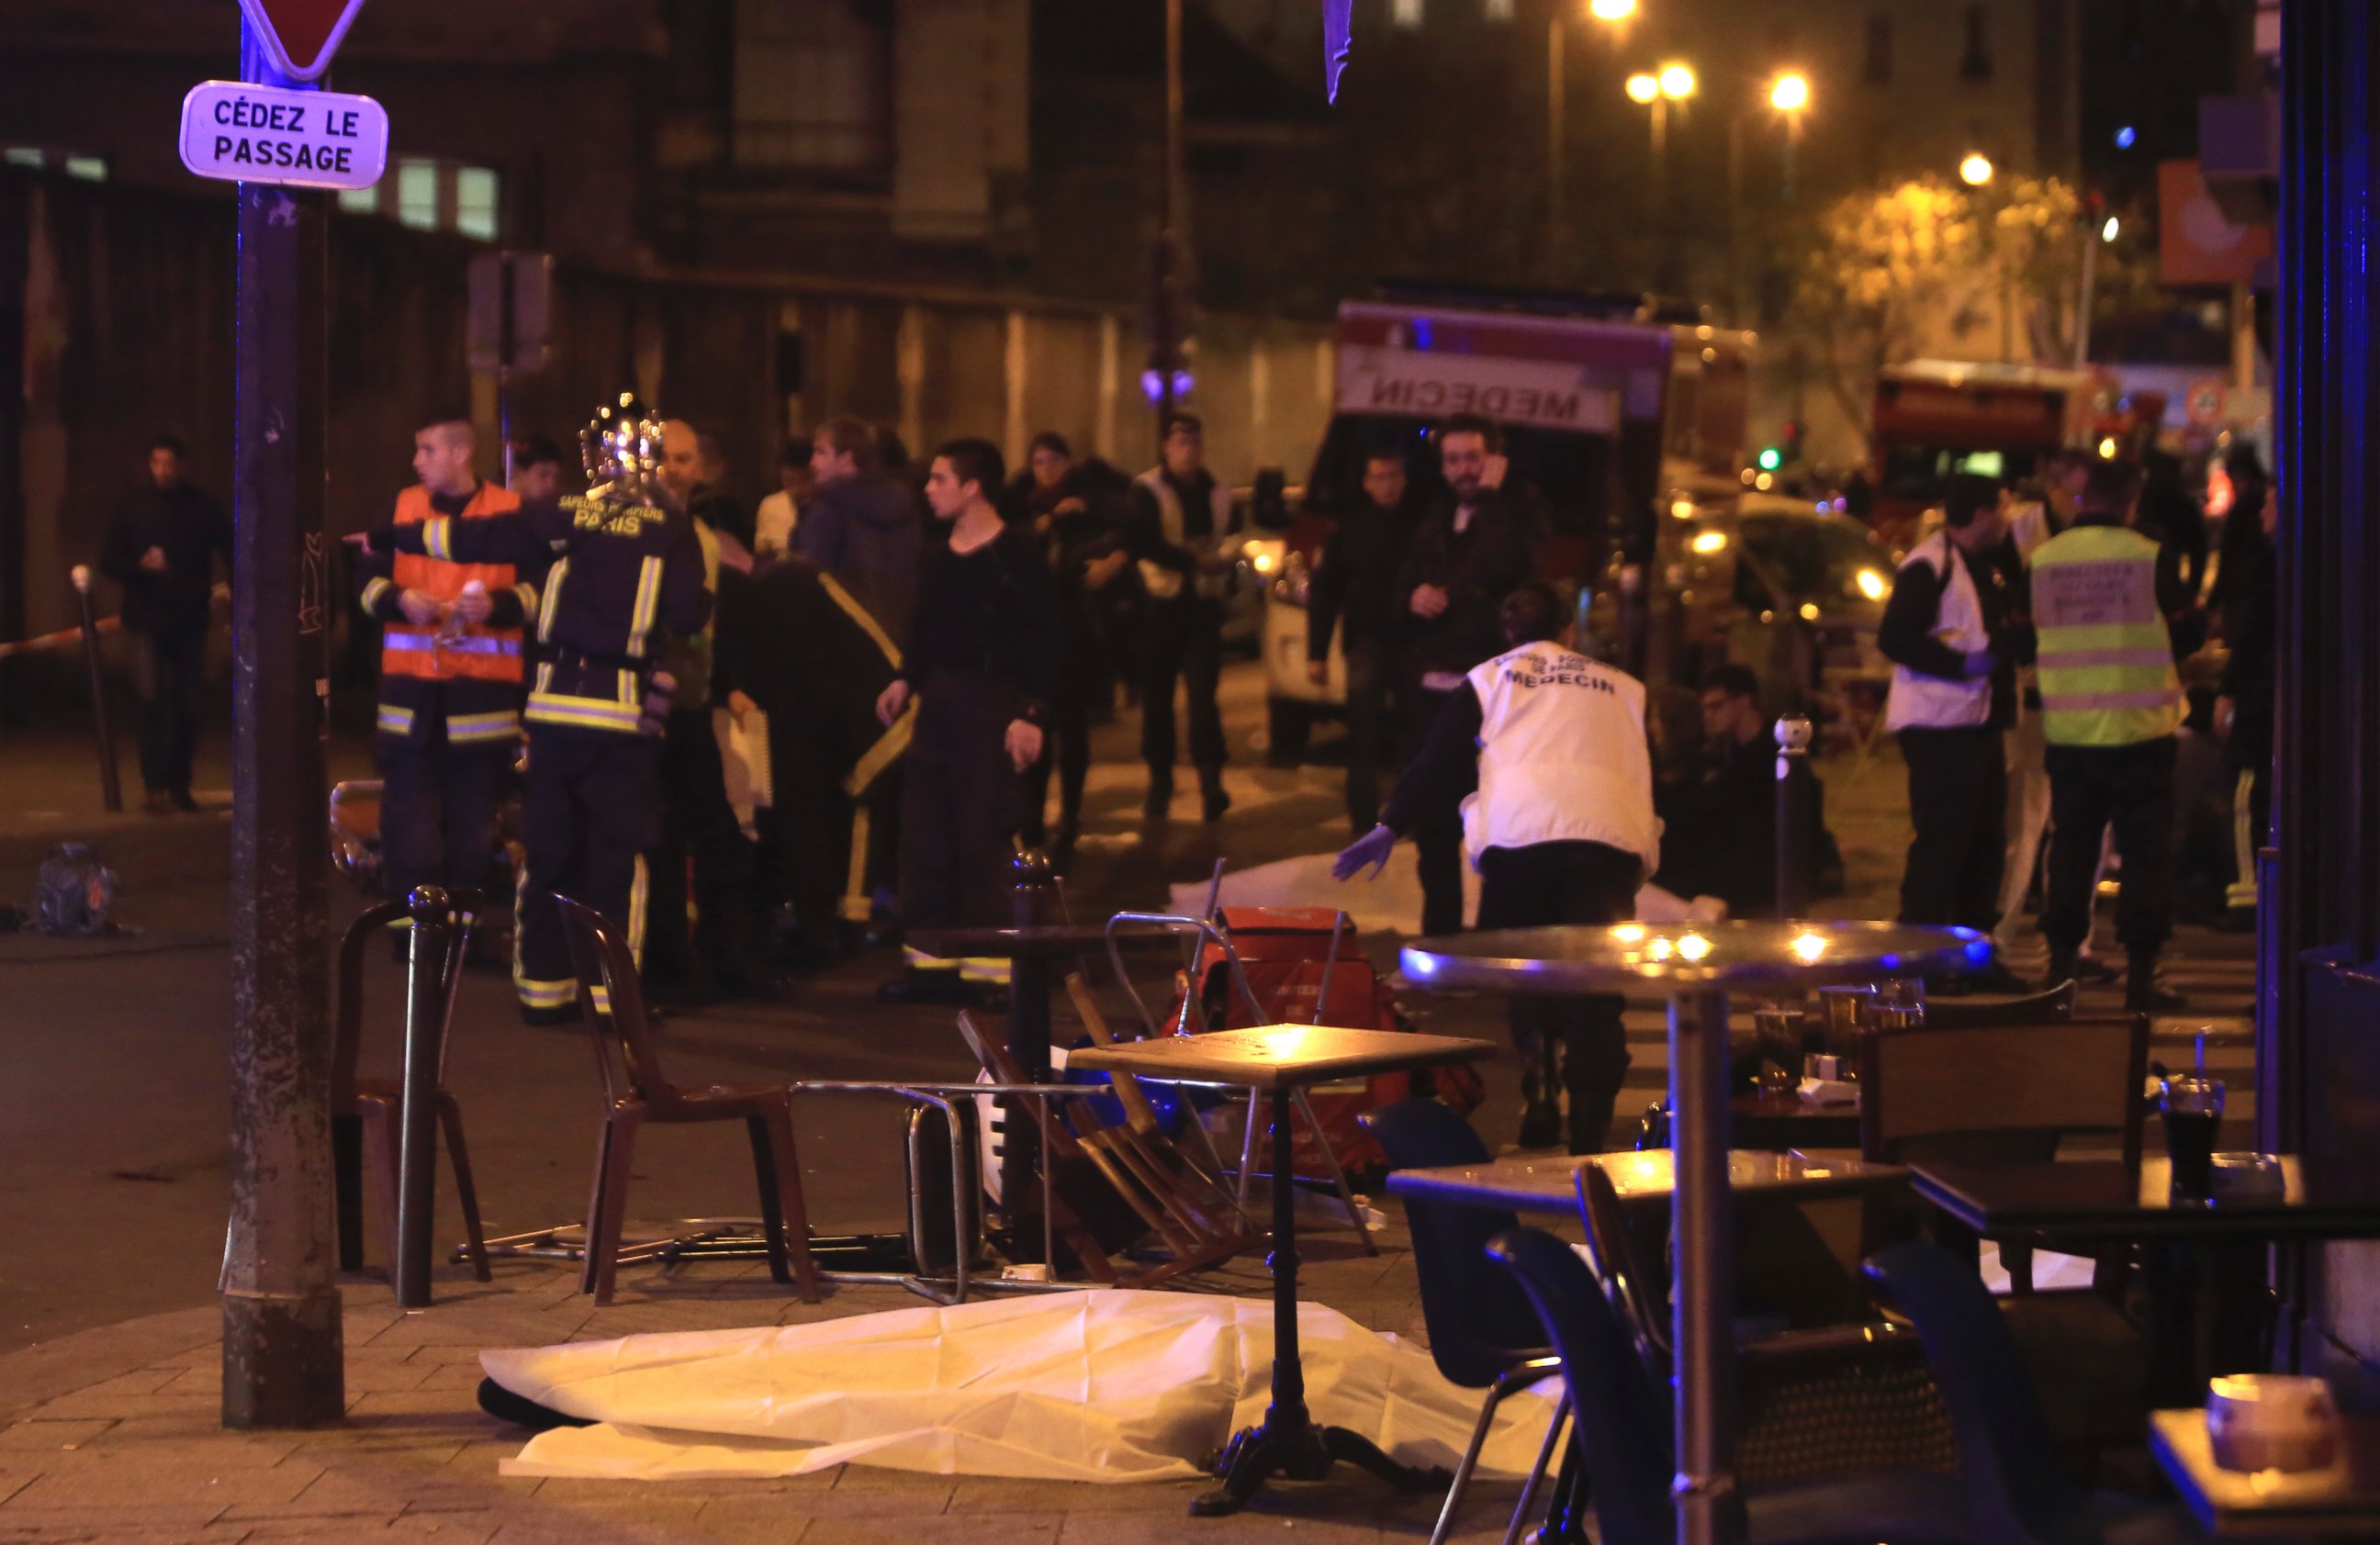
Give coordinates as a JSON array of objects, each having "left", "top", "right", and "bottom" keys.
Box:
[{"left": 178, "top": 80, "right": 387, "bottom": 192}]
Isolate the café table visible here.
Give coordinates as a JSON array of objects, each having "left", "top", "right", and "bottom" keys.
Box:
[
  {"left": 1730, "top": 1091, "right": 1861, "bottom": 1152},
  {"left": 1400, "top": 919, "right": 1983, "bottom": 1545},
  {"left": 1386, "top": 1148, "right": 1907, "bottom": 1215},
  {"left": 1910, "top": 1158, "right": 2380, "bottom": 1401},
  {"left": 2150, "top": 1407, "right": 2380, "bottom": 1538},
  {"left": 1065, "top": 1024, "right": 1497, "bottom": 1518}
]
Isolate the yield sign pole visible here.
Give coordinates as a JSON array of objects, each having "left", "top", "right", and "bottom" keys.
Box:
[{"left": 219, "top": 7, "right": 343, "bottom": 1430}]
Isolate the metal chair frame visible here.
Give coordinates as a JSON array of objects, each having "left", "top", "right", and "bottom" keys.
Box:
[{"left": 1103, "top": 911, "right": 1377, "bottom": 1253}]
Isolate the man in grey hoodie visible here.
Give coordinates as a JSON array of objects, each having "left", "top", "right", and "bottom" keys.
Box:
[{"left": 796, "top": 416, "right": 925, "bottom": 642}]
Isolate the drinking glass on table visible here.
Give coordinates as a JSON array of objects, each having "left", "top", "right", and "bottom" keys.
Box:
[{"left": 2161, "top": 1073, "right": 2227, "bottom": 1201}]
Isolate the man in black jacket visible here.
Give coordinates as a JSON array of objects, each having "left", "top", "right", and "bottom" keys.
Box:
[
  {"left": 1390, "top": 413, "right": 1547, "bottom": 935},
  {"left": 1308, "top": 447, "right": 1418, "bottom": 834},
  {"left": 99, "top": 435, "right": 230, "bottom": 812}
]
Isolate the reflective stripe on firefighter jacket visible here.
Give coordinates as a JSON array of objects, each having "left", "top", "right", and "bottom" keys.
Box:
[
  {"left": 393, "top": 493, "right": 712, "bottom": 740},
  {"left": 2029, "top": 522, "right": 2182, "bottom": 747},
  {"left": 1882, "top": 531, "right": 1993, "bottom": 733},
  {"left": 1460, "top": 640, "right": 1659, "bottom": 879},
  {"left": 383, "top": 484, "right": 527, "bottom": 684}
]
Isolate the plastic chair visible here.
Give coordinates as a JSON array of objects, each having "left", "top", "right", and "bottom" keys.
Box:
[
  {"left": 554, "top": 895, "right": 821, "bottom": 1306},
  {"left": 1359, "top": 1101, "right": 1566, "bottom": 1545},
  {"left": 331, "top": 897, "right": 490, "bottom": 1283},
  {"left": 1920, "top": 980, "right": 2078, "bottom": 1030},
  {"left": 1488, "top": 1227, "right": 1972, "bottom": 1545},
  {"left": 1862, "top": 1241, "right": 2201, "bottom": 1545}
]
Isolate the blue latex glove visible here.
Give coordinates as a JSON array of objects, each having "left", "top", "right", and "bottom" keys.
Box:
[{"left": 1332, "top": 823, "right": 1397, "bottom": 882}]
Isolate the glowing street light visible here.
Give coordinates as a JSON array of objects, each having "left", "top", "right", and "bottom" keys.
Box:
[
  {"left": 1959, "top": 151, "right": 1995, "bottom": 186},
  {"left": 1768, "top": 71, "right": 1810, "bottom": 113},
  {"left": 1589, "top": 0, "right": 1636, "bottom": 19},
  {"left": 1658, "top": 61, "right": 1698, "bottom": 99},
  {"left": 1625, "top": 72, "right": 1659, "bottom": 103},
  {"left": 2101, "top": 214, "right": 2121, "bottom": 243}
]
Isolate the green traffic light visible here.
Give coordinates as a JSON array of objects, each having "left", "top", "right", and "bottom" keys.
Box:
[{"left": 1757, "top": 446, "right": 1783, "bottom": 472}]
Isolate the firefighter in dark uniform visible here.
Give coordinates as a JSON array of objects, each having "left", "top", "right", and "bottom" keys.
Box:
[
  {"left": 718, "top": 552, "right": 906, "bottom": 969},
  {"left": 362, "top": 397, "right": 712, "bottom": 1023},
  {"left": 355, "top": 414, "right": 534, "bottom": 912}
]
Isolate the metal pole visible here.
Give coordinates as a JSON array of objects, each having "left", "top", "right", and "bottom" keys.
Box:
[
  {"left": 1157, "top": 0, "right": 1186, "bottom": 436},
  {"left": 1726, "top": 113, "right": 1746, "bottom": 326},
  {"left": 1773, "top": 713, "right": 1812, "bottom": 917},
  {"left": 497, "top": 254, "right": 516, "bottom": 489},
  {"left": 394, "top": 886, "right": 453, "bottom": 1307},
  {"left": 1668, "top": 987, "right": 1739, "bottom": 1545},
  {"left": 1546, "top": 17, "right": 1565, "bottom": 287},
  {"left": 68, "top": 566, "right": 122, "bottom": 812},
  {"left": 221, "top": 18, "right": 342, "bottom": 1429},
  {"left": 2072, "top": 221, "right": 2099, "bottom": 371}
]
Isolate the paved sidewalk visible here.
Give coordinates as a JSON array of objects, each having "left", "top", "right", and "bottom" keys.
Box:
[{"left": 0, "top": 1221, "right": 1523, "bottom": 1545}]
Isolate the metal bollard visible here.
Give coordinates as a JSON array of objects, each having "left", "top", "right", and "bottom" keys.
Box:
[
  {"left": 1773, "top": 714, "right": 1814, "bottom": 918},
  {"left": 393, "top": 885, "right": 454, "bottom": 1307},
  {"left": 68, "top": 567, "right": 123, "bottom": 813}
]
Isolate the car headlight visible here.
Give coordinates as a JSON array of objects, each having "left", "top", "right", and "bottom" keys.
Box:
[
  {"left": 1270, "top": 549, "right": 1312, "bottom": 606},
  {"left": 1855, "top": 567, "right": 1887, "bottom": 602}
]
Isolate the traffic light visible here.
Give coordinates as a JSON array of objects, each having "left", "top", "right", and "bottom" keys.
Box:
[{"left": 1757, "top": 445, "right": 1783, "bottom": 473}]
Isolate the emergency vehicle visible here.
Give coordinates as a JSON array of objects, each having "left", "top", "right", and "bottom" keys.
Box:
[
  {"left": 1258, "top": 292, "right": 1754, "bottom": 753},
  {"left": 1866, "top": 361, "right": 2098, "bottom": 545}
]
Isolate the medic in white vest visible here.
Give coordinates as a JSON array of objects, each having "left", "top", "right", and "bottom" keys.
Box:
[{"left": 1335, "top": 582, "right": 1655, "bottom": 1154}]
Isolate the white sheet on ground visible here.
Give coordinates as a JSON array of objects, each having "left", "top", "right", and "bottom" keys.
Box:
[
  {"left": 485, "top": 1289, "right": 1559, "bottom": 1483},
  {"left": 1166, "top": 851, "right": 1715, "bottom": 937}
]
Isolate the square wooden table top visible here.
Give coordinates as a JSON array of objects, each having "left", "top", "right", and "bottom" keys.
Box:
[
  {"left": 2150, "top": 1408, "right": 2380, "bottom": 1537},
  {"left": 1385, "top": 1148, "right": 1908, "bottom": 1215},
  {"left": 1910, "top": 1158, "right": 2380, "bottom": 1242},
  {"left": 1063, "top": 1024, "right": 1497, "bottom": 1092}
]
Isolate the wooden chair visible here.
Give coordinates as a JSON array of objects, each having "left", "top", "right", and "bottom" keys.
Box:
[
  {"left": 331, "top": 898, "right": 491, "bottom": 1283},
  {"left": 1858, "top": 1012, "right": 2148, "bottom": 1174},
  {"left": 554, "top": 895, "right": 820, "bottom": 1306},
  {"left": 1060, "top": 976, "right": 1259, "bottom": 1282},
  {"left": 1860, "top": 1011, "right": 2148, "bottom": 1299},
  {"left": 1919, "top": 979, "right": 2078, "bottom": 1030},
  {"left": 1859, "top": 1013, "right": 2156, "bottom": 1470}
]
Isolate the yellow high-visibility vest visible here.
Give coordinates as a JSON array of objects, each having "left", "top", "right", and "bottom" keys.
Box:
[{"left": 2029, "top": 522, "right": 2182, "bottom": 747}]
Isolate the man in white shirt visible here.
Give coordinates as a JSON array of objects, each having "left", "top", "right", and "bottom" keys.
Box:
[
  {"left": 754, "top": 437, "right": 810, "bottom": 559},
  {"left": 1336, "top": 581, "right": 1656, "bottom": 1152}
]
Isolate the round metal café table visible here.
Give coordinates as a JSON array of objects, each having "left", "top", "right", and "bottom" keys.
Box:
[{"left": 1399, "top": 920, "right": 1985, "bottom": 1545}]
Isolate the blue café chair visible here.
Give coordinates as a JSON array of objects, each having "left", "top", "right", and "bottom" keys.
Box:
[
  {"left": 1488, "top": 1226, "right": 1974, "bottom": 1545},
  {"left": 1360, "top": 1100, "right": 1569, "bottom": 1545},
  {"left": 1862, "top": 1241, "right": 2202, "bottom": 1545}
]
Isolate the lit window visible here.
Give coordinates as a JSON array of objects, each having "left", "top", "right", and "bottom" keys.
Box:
[
  {"left": 1483, "top": 0, "right": 1513, "bottom": 17},
  {"left": 3, "top": 147, "right": 42, "bottom": 168},
  {"left": 337, "top": 184, "right": 379, "bottom": 214},
  {"left": 1390, "top": 0, "right": 1424, "bottom": 28},
  {"left": 396, "top": 157, "right": 440, "bottom": 230},
  {"left": 455, "top": 166, "right": 499, "bottom": 241},
  {"left": 63, "top": 155, "right": 106, "bottom": 182}
]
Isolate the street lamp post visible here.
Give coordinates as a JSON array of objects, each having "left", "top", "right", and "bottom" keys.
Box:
[
  {"left": 1726, "top": 71, "right": 1811, "bottom": 325},
  {"left": 1548, "top": 0, "right": 1635, "bottom": 288},
  {"left": 1626, "top": 62, "right": 1695, "bottom": 292}
]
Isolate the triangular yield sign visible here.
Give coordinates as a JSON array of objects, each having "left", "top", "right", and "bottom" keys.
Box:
[{"left": 236, "top": 0, "right": 371, "bottom": 83}]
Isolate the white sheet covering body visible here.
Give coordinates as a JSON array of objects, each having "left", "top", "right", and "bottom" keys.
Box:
[{"left": 485, "top": 1290, "right": 1558, "bottom": 1483}]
